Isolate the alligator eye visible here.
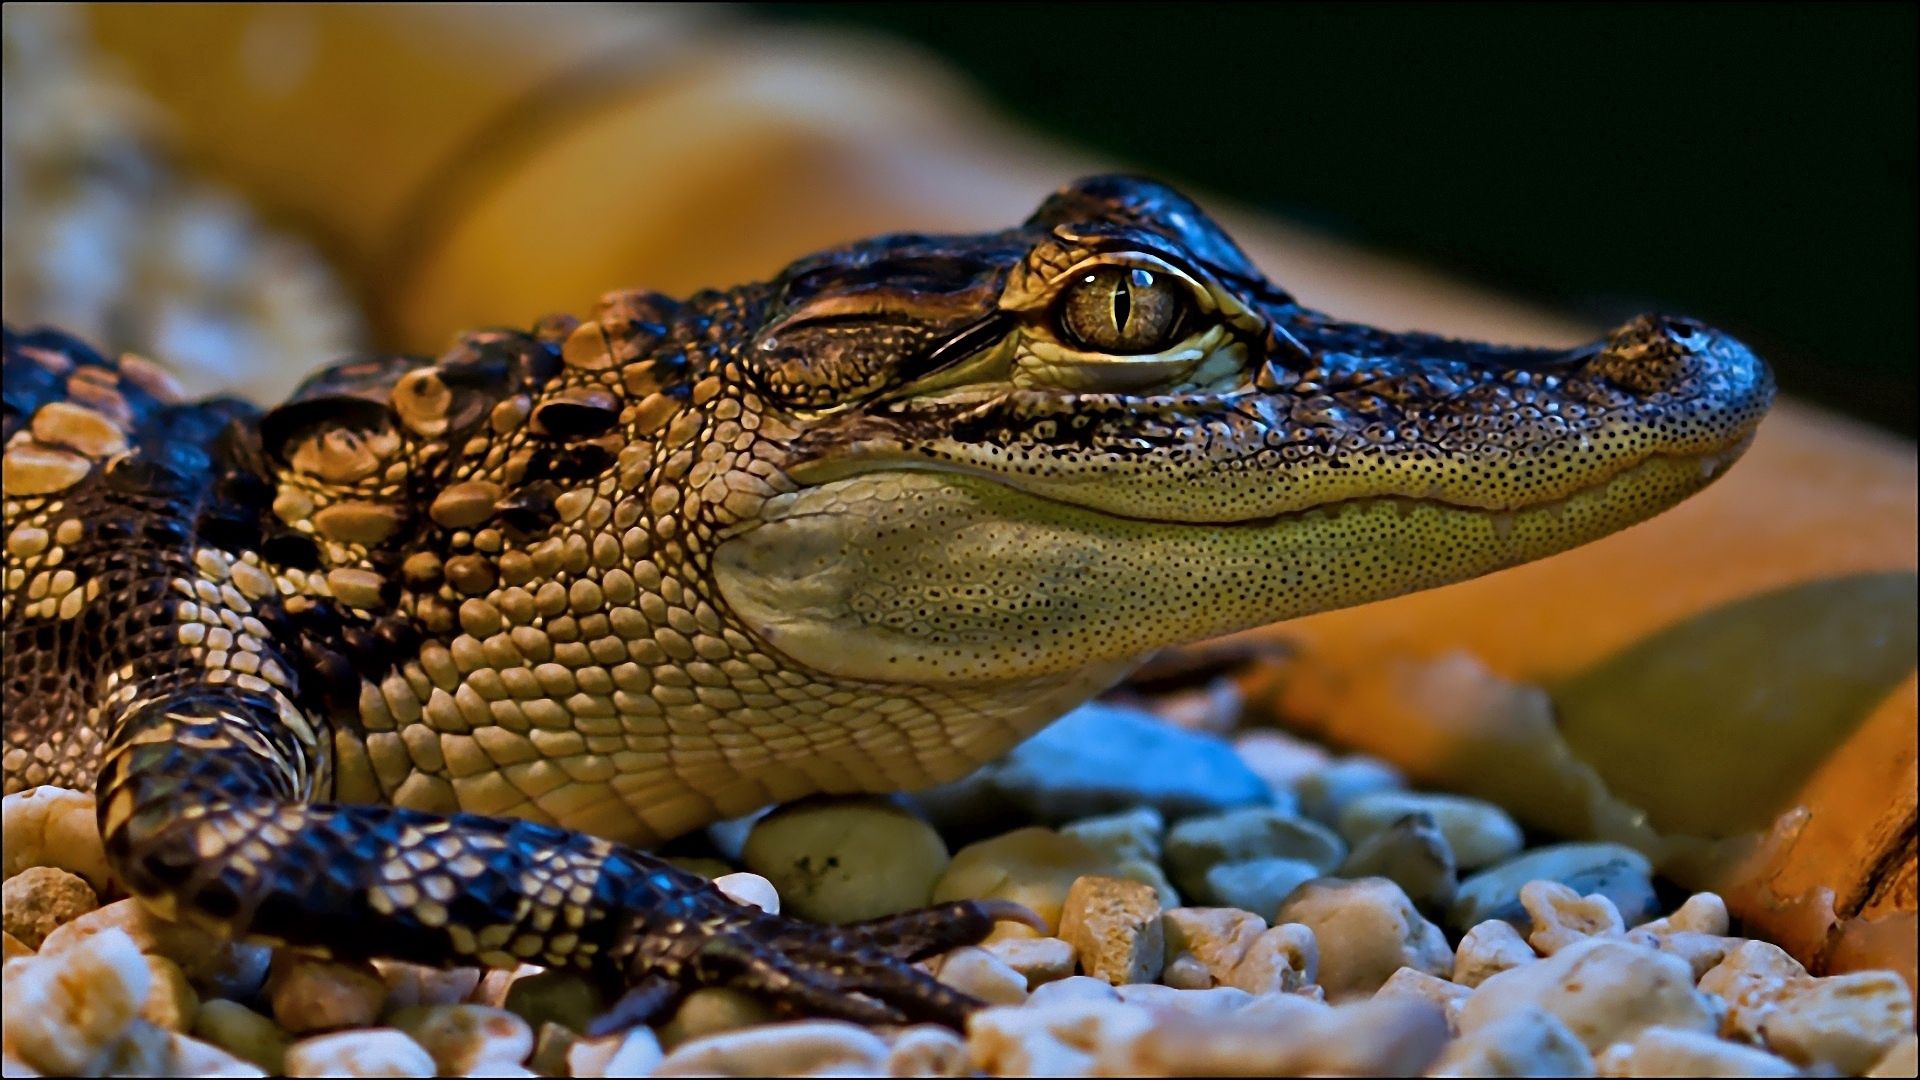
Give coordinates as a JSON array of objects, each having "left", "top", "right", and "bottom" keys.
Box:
[{"left": 1057, "top": 266, "right": 1191, "bottom": 354}]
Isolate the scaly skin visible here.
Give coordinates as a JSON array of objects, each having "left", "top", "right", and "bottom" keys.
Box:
[{"left": 1, "top": 176, "right": 1772, "bottom": 1027}]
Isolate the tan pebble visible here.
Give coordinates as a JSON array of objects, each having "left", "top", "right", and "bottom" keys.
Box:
[
  {"left": 1372, "top": 965, "right": 1468, "bottom": 1033},
  {"left": 192, "top": 998, "right": 290, "bottom": 1074},
  {"left": 268, "top": 956, "right": 389, "bottom": 1033},
  {"left": 526, "top": 1021, "right": 576, "bottom": 1076},
  {"left": 1596, "top": 1023, "right": 1798, "bottom": 1076},
  {"left": 1, "top": 925, "right": 151, "bottom": 1075},
  {"left": 1225, "top": 922, "right": 1318, "bottom": 995},
  {"left": 653, "top": 1020, "right": 888, "bottom": 1077},
  {"left": 1522, "top": 879, "right": 1625, "bottom": 955},
  {"left": 1163, "top": 951, "right": 1214, "bottom": 989},
  {"left": 39, "top": 897, "right": 228, "bottom": 979},
  {"left": 981, "top": 935, "right": 1076, "bottom": 989},
  {"left": 3, "top": 929, "right": 33, "bottom": 961},
  {"left": 32, "top": 402, "right": 127, "bottom": 458},
  {"left": 566, "top": 1025, "right": 662, "bottom": 1078},
  {"left": 1276, "top": 877, "right": 1452, "bottom": 1000},
  {"left": 390, "top": 1003, "right": 533, "bottom": 1075},
  {"left": 326, "top": 567, "right": 388, "bottom": 609},
  {"left": 284, "top": 1028, "right": 435, "bottom": 1077},
  {"left": 1, "top": 864, "right": 98, "bottom": 949},
  {"left": 1759, "top": 969, "right": 1914, "bottom": 1075},
  {"left": 966, "top": 999, "right": 1153, "bottom": 1076},
  {"left": 376, "top": 959, "right": 482, "bottom": 1008},
  {"left": 1428, "top": 1004, "right": 1594, "bottom": 1077},
  {"left": 141, "top": 953, "right": 201, "bottom": 1031},
  {"left": 656, "top": 987, "right": 773, "bottom": 1050},
  {"left": 1057, "top": 874, "right": 1164, "bottom": 986},
  {"left": 1697, "top": 940, "right": 1809, "bottom": 1042},
  {"left": 1453, "top": 917, "right": 1537, "bottom": 988},
  {"left": 931, "top": 946, "right": 1028, "bottom": 1006},
  {"left": 932, "top": 828, "right": 1113, "bottom": 935},
  {"left": 2, "top": 789, "right": 108, "bottom": 893},
  {"left": 1161, "top": 906, "right": 1267, "bottom": 988},
  {"left": 2, "top": 444, "right": 91, "bottom": 496},
  {"left": 431, "top": 481, "right": 504, "bottom": 529}
]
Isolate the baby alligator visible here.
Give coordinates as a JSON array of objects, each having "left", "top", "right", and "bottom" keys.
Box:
[{"left": 0, "top": 175, "right": 1772, "bottom": 1029}]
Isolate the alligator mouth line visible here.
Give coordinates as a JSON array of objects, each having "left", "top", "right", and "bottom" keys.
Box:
[{"left": 787, "top": 432, "right": 1758, "bottom": 535}]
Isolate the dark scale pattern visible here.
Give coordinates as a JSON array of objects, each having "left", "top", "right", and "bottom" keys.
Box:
[{"left": 2, "top": 176, "right": 1773, "bottom": 1030}]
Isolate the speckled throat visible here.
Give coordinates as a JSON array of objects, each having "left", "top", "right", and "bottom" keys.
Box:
[{"left": 0, "top": 176, "right": 1770, "bottom": 1021}]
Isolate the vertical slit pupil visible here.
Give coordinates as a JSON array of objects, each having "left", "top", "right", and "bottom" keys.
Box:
[{"left": 1112, "top": 272, "right": 1132, "bottom": 334}]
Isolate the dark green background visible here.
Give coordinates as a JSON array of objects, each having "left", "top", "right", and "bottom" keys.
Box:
[{"left": 755, "top": 3, "right": 1917, "bottom": 437}]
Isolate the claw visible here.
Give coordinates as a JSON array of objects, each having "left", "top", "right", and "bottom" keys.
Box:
[
  {"left": 586, "top": 972, "right": 684, "bottom": 1037},
  {"left": 974, "top": 898, "right": 1048, "bottom": 935}
]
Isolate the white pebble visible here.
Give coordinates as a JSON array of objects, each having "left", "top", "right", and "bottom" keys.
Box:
[
  {"left": 1595, "top": 1024, "right": 1799, "bottom": 1076},
  {"left": 1, "top": 787, "right": 111, "bottom": 893},
  {"left": 1, "top": 925, "right": 150, "bottom": 1075},
  {"left": 1866, "top": 1033, "right": 1918, "bottom": 1077},
  {"left": 1024, "top": 974, "right": 1121, "bottom": 1008},
  {"left": 1113, "top": 983, "right": 1255, "bottom": 1017},
  {"left": 886, "top": 1024, "right": 968, "bottom": 1078},
  {"left": 1759, "top": 969, "right": 1914, "bottom": 1075},
  {"left": 713, "top": 871, "right": 780, "bottom": 915},
  {"left": 981, "top": 935, "right": 1076, "bottom": 989},
  {"left": 1460, "top": 938, "right": 1717, "bottom": 1052},
  {"left": 1453, "top": 918, "right": 1537, "bottom": 988},
  {"left": 1697, "top": 940, "right": 1808, "bottom": 1042},
  {"left": 389, "top": 1003, "right": 533, "bottom": 1075},
  {"left": 653, "top": 1020, "right": 889, "bottom": 1077},
  {"left": 1373, "top": 966, "right": 1469, "bottom": 1032},
  {"left": 566, "top": 1025, "right": 662, "bottom": 1078},
  {"left": 1522, "top": 880, "right": 1625, "bottom": 955},
  {"left": 1429, "top": 1004, "right": 1595, "bottom": 1077},
  {"left": 284, "top": 1028, "right": 436, "bottom": 1077},
  {"left": 1224, "top": 923, "right": 1317, "bottom": 995},
  {"left": 1130, "top": 995, "right": 1449, "bottom": 1076},
  {"left": 966, "top": 999, "right": 1153, "bottom": 1076},
  {"left": 930, "top": 945, "right": 1028, "bottom": 1006},
  {"left": 1635, "top": 892, "right": 1730, "bottom": 936}
]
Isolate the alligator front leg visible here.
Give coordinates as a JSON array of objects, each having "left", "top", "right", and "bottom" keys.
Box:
[{"left": 94, "top": 687, "right": 1024, "bottom": 1030}]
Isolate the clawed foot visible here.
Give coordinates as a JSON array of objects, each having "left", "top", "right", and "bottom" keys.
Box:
[{"left": 590, "top": 896, "right": 1043, "bottom": 1035}]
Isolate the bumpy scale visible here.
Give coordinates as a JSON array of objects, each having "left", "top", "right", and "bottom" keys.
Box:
[{"left": 0, "top": 176, "right": 1773, "bottom": 1028}]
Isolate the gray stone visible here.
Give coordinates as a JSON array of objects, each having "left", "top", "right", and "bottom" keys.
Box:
[
  {"left": 1165, "top": 807, "right": 1345, "bottom": 901},
  {"left": 1202, "top": 857, "right": 1322, "bottom": 915},
  {"left": 1297, "top": 757, "right": 1404, "bottom": 825},
  {"left": 1338, "top": 811, "right": 1457, "bottom": 911},
  {"left": 1448, "top": 843, "right": 1658, "bottom": 936},
  {"left": 909, "top": 703, "right": 1271, "bottom": 837}
]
